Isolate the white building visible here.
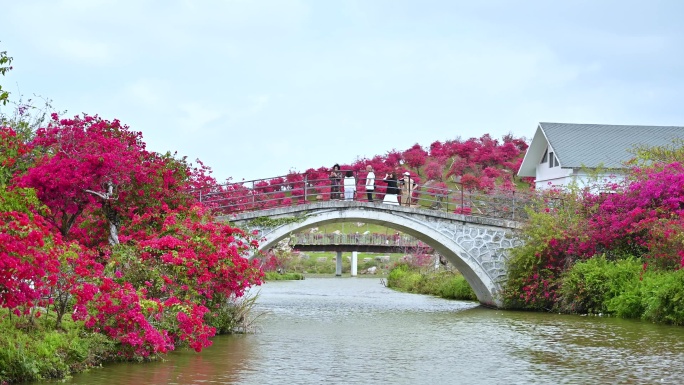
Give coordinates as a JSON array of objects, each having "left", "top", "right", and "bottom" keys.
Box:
[{"left": 518, "top": 122, "right": 684, "bottom": 190}]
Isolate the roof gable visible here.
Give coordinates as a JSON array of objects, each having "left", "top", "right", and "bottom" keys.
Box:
[
  {"left": 518, "top": 122, "right": 684, "bottom": 176},
  {"left": 517, "top": 125, "right": 548, "bottom": 177}
]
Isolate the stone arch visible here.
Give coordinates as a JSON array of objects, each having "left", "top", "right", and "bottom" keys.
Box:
[{"left": 240, "top": 207, "right": 509, "bottom": 307}]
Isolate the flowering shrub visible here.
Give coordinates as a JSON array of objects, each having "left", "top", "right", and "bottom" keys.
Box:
[
  {"left": 0, "top": 109, "right": 265, "bottom": 360},
  {"left": 0, "top": 211, "right": 61, "bottom": 316},
  {"left": 504, "top": 160, "right": 684, "bottom": 311},
  {"left": 0, "top": 127, "right": 29, "bottom": 185}
]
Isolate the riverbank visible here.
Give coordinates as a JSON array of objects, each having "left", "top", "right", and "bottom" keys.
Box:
[
  {"left": 0, "top": 295, "right": 258, "bottom": 384},
  {"left": 0, "top": 310, "right": 117, "bottom": 383},
  {"left": 386, "top": 263, "right": 477, "bottom": 301},
  {"left": 384, "top": 257, "right": 684, "bottom": 326}
]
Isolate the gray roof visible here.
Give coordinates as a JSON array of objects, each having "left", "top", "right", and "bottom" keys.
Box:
[{"left": 540, "top": 122, "right": 684, "bottom": 169}]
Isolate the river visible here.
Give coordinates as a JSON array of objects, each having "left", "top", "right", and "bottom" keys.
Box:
[{"left": 53, "top": 277, "right": 684, "bottom": 385}]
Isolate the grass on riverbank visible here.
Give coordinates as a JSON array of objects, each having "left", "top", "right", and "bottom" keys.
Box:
[
  {"left": 0, "top": 291, "right": 263, "bottom": 384},
  {"left": 0, "top": 310, "right": 117, "bottom": 384},
  {"left": 554, "top": 256, "right": 684, "bottom": 325},
  {"left": 386, "top": 263, "right": 477, "bottom": 301},
  {"left": 264, "top": 271, "right": 305, "bottom": 280}
]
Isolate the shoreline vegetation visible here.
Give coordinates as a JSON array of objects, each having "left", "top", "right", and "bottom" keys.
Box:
[{"left": 0, "top": 294, "right": 260, "bottom": 384}]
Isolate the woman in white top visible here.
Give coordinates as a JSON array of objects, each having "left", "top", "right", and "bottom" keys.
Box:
[
  {"left": 343, "top": 170, "right": 356, "bottom": 201},
  {"left": 365, "top": 165, "right": 375, "bottom": 202}
]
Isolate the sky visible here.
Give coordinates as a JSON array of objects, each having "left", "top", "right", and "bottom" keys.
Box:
[{"left": 1, "top": 0, "right": 683, "bottom": 182}]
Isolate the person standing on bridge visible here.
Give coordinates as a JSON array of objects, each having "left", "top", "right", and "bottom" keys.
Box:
[
  {"left": 400, "top": 171, "right": 417, "bottom": 207},
  {"left": 343, "top": 170, "right": 356, "bottom": 201},
  {"left": 382, "top": 171, "right": 400, "bottom": 205},
  {"left": 365, "top": 165, "right": 376, "bottom": 203},
  {"left": 329, "top": 164, "right": 342, "bottom": 200}
]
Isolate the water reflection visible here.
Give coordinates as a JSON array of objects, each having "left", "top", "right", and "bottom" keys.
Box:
[{"left": 48, "top": 278, "right": 684, "bottom": 385}]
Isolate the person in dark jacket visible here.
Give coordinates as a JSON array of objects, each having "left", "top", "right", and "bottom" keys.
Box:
[
  {"left": 382, "top": 171, "right": 400, "bottom": 205},
  {"left": 329, "top": 164, "right": 342, "bottom": 200}
]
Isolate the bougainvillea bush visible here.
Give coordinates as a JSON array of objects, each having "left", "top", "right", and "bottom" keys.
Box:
[
  {"left": 1, "top": 113, "right": 264, "bottom": 365},
  {"left": 502, "top": 157, "right": 684, "bottom": 320}
]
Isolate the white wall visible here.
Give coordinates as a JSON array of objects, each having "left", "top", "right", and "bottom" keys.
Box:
[
  {"left": 533, "top": 144, "right": 572, "bottom": 190},
  {"left": 534, "top": 165, "right": 572, "bottom": 190},
  {"left": 535, "top": 170, "right": 627, "bottom": 191}
]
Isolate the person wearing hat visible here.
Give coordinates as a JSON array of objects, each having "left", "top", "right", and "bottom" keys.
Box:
[{"left": 400, "top": 171, "right": 416, "bottom": 207}]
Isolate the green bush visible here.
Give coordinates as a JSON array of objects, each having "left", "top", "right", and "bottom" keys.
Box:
[
  {"left": 558, "top": 256, "right": 642, "bottom": 314},
  {"left": 205, "top": 293, "right": 261, "bottom": 334},
  {"left": 559, "top": 260, "right": 684, "bottom": 325},
  {"left": 437, "top": 274, "right": 477, "bottom": 301},
  {"left": 640, "top": 269, "right": 684, "bottom": 325},
  {"left": 264, "top": 271, "right": 305, "bottom": 281},
  {"left": 0, "top": 313, "right": 115, "bottom": 383},
  {"left": 387, "top": 264, "right": 476, "bottom": 301},
  {"left": 387, "top": 263, "right": 421, "bottom": 291},
  {"left": 606, "top": 283, "right": 644, "bottom": 319}
]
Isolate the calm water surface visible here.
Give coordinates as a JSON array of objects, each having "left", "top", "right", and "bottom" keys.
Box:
[{"left": 53, "top": 277, "right": 684, "bottom": 385}]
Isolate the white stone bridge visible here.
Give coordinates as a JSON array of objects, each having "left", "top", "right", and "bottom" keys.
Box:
[{"left": 220, "top": 201, "right": 523, "bottom": 308}]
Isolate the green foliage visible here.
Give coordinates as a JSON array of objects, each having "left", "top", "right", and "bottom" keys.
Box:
[
  {"left": 1, "top": 96, "right": 55, "bottom": 144},
  {"left": 0, "top": 310, "right": 116, "bottom": 383},
  {"left": 247, "top": 215, "right": 307, "bottom": 228},
  {"left": 639, "top": 269, "right": 684, "bottom": 325},
  {"left": 387, "top": 263, "right": 423, "bottom": 292},
  {"left": 205, "top": 292, "right": 261, "bottom": 334},
  {"left": 387, "top": 263, "right": 476, "bottom": 301},
  {"left": 628, "top": 138, "right": 684, "bottom": 167},
  {"left": 605, "top": 284, "right": 643, "bottom": 319},
  {"left": 436, "top": 274, "right": 477, "bottom": 301},
  {"left": 264, "top": 271, "right": 305, "bottom": 280},
  {"left": 558, "top": 256, "right": 643, "bottom": 314},
  {"left": 0, "top": 188, "right": 44, "bottom": 215},
  {"left": 0, "top": 47, "right": 12, "bottom": 106},
  {"left": 296, "top": 257, "right": 336, "bottom": 274},
  {"left": 105, "top": 244, "right": 157, "bottom": 294},
  {"left": 502, "top": 185, "right": 595, "bottom": 310},
  {"left": 556, "top": 258, "right": 684, "bottom": 325}
]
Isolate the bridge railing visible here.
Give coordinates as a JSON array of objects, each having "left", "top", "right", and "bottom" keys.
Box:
[
  {"left": 290, "top": 232, "right": 425, "bottom": 248},
  {"left": 192, "top": 172, "right": 534, "bottom": 220}
]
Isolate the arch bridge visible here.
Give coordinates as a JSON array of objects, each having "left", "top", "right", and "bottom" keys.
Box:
[{"left": 220, "top": 201, "right": 524, "bottom": 308}]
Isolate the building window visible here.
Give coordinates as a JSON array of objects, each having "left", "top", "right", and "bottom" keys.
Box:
[
  {"left": 541, "top": 148, "right": 548, "bottom": 163},
  {"left": 548, "top": 152, "right": 559, "bottom": 168}
]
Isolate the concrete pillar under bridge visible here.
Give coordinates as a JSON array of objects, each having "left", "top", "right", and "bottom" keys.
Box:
[
  {"left": 351, "top": 251, "right": 358, "bottom": 277},
  {"left": 335, "top": 251, "right": 359, "bottom": 277},
  {"left": 335, "top": 251, "right": 342, "bottom": 276}
]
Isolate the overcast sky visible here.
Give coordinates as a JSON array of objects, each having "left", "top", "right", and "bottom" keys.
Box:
[{"left": 2, "top": 0, "right": 683, "bottom": 182}]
